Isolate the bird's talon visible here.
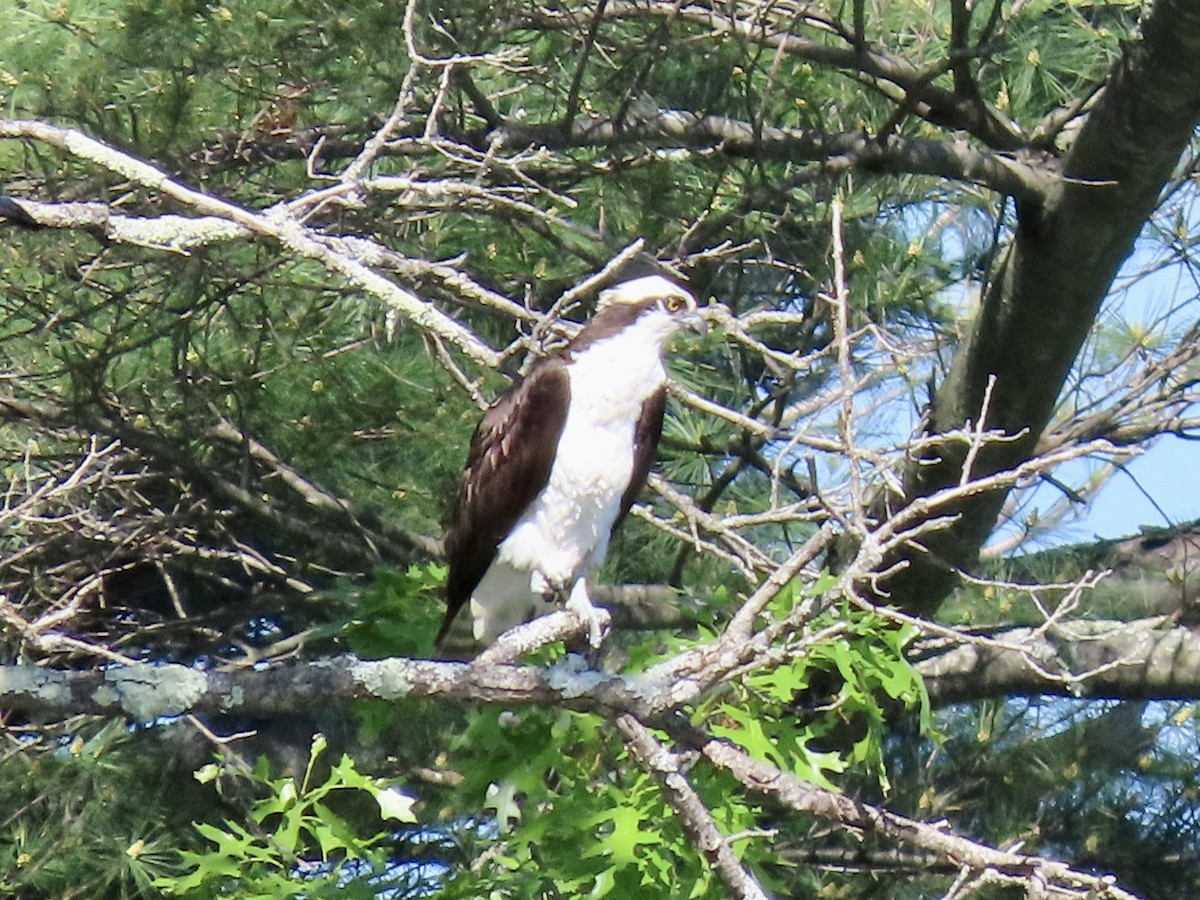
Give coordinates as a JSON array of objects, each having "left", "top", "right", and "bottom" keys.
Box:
[{"left": 586, "top": 607, "right": 612, "bottom": 649}]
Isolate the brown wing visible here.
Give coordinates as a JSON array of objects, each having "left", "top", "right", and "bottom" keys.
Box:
[
  {"left": 612, "top": 385, "right": 667, "bottom": 534},
  {"left": 436, "top": 359, "right": 571, "bottom": 646}
]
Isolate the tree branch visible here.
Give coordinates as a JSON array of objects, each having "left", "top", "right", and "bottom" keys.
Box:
[
  {"left": 617, "top": 714, "right": 770, "bottom": 900},
  {"left": 0, "top": 119, "right": 502, "bottom": 367},
  {"left": 692, "top": 731, "right": 1138, "bottom": 900},
  {"left": 520, "top": 1, "right": 1027, "bottom": 150},
  {"left": 916, "top": 618, "right": 1200, "bottom": 705},
  {"left": 860, "top": 0, "right": 1200, "bottom": 617},
  {"left": 493, "top": 111, "right": 1047, "bottom": 201},
  {"left": 0, "top": 650, "right": 1144, "bottom": 898}
]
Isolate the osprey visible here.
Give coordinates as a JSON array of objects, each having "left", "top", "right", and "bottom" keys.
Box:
[{"left": 435, "top": 274, "right": 705, "bottom": 655}]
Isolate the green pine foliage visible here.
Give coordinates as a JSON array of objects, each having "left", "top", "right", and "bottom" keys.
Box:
[
  {"left": 0, "top": 722, "right": 184, "bottom": 898},
  {"left": 4, "top": 0, "right": 1197, "bottom": 897}
]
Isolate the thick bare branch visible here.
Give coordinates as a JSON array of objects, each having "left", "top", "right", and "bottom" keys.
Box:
[
  {"left": 693, "top": 735, "right": 1138, "bottom": 900},
  {"left": 493, "top": 111, "right": 1047, "bottom": 201},
  {"left": 617, "top": 715, "right": 770, "bottom": 900},
  {"left": 916, "top": 618, "right": 1200, "bottom": 705}
]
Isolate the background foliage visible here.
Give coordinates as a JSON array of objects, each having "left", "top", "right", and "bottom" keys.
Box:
[{"left": 2, "top": 0, "right": 1199, "bottom": 897}]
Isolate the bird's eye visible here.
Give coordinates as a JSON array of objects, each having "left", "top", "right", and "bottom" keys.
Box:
[{"left": 664, "top": 295, "right": 685, "bottom": 313}]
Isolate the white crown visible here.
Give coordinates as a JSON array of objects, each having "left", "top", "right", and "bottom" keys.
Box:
[{"left": 597, "top": 274, "right": 694, "bottom": 312}]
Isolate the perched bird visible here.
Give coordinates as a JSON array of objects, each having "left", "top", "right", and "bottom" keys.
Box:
[{"left": 435, "top": 274, "right": 706, "bottom": 656}]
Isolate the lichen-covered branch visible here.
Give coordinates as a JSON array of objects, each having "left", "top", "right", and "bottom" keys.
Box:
[{"left": 0, "top": 654, "right": 1140, "bottom": 898}]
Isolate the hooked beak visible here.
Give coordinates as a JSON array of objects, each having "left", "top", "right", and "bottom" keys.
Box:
[{"left": 682, "top": 310, "right": 709, "bottom": 338}]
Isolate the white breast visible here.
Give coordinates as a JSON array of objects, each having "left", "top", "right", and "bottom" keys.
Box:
[{"left": 471, "top": 326, "right": 667, "bottom": 643}]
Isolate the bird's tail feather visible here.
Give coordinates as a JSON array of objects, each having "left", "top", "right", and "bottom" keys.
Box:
[{"left": 432, "top": 607, "right": 480, "bottom": 660}]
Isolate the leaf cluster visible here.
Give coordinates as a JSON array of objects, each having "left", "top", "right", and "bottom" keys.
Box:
[{"left": 164, "top": 733, "right": 419, "bottom": 899}]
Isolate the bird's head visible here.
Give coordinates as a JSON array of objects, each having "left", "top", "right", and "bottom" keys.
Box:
[{"left": 592, "top": 274, "right": 708, "bottom": 345}]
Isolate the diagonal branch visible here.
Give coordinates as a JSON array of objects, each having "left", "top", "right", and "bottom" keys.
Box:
[
  {"left": 858, "top": 0, "right": 1200, "bottom": 617},
  {"left": 0, "top": 119, "right": 501, "bottom": 367},
  {"left": 616, "top": 714, "right": 770, "bottom": 900},
  {"left": 692, "top": 731, "right": 1138, "bottom": 900}
]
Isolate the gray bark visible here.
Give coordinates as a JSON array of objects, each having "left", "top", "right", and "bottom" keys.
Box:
[
  {"left": 868, "top": 0, "right": 1200, "bottom": 616},
  {"left": 917, "top": 619, "right": 1200, "bottom": 705}
]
